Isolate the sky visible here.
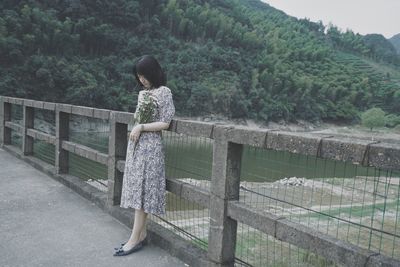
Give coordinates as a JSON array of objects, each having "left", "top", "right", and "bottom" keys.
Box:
[{"left": 262, "top": 0, "right": 400, "bottom": 39}]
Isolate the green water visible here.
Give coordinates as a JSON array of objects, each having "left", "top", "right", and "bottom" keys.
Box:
[{"left": 160, "top": 132, "right": 390, "bottom": 182}]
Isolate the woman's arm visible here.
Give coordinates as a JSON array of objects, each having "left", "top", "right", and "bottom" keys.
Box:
[
  {"left": 139, "top": 121, "right": 170, "bottom": 132},
  {"left": 129, "top": 122, "right": 169, "bottom": 142}
]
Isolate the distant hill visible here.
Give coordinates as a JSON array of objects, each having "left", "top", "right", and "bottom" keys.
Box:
[
  {"left": 363, "top": 34, "right": 398, "bottom": 62},
  {"left": 390, "top": 33, "right": 400, "bottom": 54},
  {"left": 0, "top": 0, "right": 399, "bottom": 124}
]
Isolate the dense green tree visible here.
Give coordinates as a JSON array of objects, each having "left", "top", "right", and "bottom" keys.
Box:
[
  {"left": 0, "top": 0, "right": 399, "bottom": 125},
  {"left": 361, "top": 108, "right": 386, "bottom": 131}
]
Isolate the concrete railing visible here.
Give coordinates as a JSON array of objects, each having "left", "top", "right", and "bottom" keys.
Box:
[{"left": 1, "top": 95, "right": 399, "bottom": 267}]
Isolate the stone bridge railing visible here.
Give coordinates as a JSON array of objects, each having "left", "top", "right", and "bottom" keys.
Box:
[{"left": 1, "top": 95, "right": 399, "bottom": 267}]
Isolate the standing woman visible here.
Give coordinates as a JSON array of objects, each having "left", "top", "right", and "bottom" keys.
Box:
[{"left": 113, "top": 55, "right": 175, "bottom": 256}]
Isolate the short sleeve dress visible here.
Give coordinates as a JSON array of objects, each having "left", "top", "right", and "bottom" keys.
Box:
[{"left": 120, "top": 86, "right": 175, "bottom": 215}]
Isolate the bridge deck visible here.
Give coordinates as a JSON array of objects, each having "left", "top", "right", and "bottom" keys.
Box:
[{"left": 0, "top": 148, "right": 185, "bottom": 267}]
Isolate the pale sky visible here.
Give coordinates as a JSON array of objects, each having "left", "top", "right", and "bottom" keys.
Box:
[{"left": 262, "top": 0, "right": 400, "bottom": 39}]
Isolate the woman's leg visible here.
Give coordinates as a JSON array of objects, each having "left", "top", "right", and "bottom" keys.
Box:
[
  {"left": 122, "top": 208, "right": 148, "bottom": 250},
  {"left": 140, "top": 217, "right": 147, "bottom": 240}
]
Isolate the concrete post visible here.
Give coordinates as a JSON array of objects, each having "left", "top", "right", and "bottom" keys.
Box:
[
  {"left": 55, "top": 106, "right": 69, "bottom": 174},
  {"left": 0, "top": 98, "right": 2, "bottom": 146},
  {"left": 0, "top": 100, "right": 11, "bottom": 147},
  {"left": 107, "top": 112, "right": 128, "bottom": 206},
  {"left": 0, "top": 97, "right": 11, "bottom": 147},
  {"left": 207, "top": 131, "right": 243, "bottom": 267},
  {"left": 22, "top": 106, "right": 34, "bottom": 155}
]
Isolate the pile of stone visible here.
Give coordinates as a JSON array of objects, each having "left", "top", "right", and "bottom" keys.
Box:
[
  {"left": 278, "top": 176, "right": 306, "bottom": 186},
  {"left": 86, "top": 178, "right": 108, "bottom": 192}
]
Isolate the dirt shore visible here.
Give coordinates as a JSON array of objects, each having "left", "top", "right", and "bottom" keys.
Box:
[{"left": 176, "top": 115, "right": 400, "bottom": 144}]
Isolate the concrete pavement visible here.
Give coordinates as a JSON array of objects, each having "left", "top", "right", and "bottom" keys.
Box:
[{"left": 0, "top": 147, "right": 186, "bottom": 267}]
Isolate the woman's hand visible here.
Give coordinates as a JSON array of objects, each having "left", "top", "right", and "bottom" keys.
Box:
[{"left": 129, "top": 124, "right": 142, "bottom": 142}]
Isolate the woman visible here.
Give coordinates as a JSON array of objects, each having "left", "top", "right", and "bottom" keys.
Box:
[{"left": 113, "top": 55, "right": 175, "bottom": 256}]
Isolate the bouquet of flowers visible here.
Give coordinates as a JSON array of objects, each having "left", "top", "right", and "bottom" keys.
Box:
[
  {"left": 131, "top": 91, "right": 158, "bottom": 149},
  {"left": 134, "top": 91, "right": 158, "bottom": 124}
]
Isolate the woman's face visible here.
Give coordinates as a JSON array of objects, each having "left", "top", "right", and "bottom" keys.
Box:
[{"left": 138, "top": 74, "right": 152, "bottom": 89}]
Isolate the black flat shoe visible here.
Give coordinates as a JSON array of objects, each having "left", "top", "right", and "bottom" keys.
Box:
[
  {"left": 113, "top": 240, "right": 144, "bottom": 256},
  {"left": 114, "top": 243, "right": 125, "bottom": 250},
  {"left": 114, "top": 236, "right": 147, "bottom": 250},
  {"left": 141, "top": 236, "right": 148, "bottom": 246}
]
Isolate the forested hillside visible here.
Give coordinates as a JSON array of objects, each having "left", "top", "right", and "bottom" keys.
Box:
[
  {"left": 390, "top": 33, "right": 400, "bottom": 55},
  {"left": 1, "top": 0, "right": 399, "bottom": 123}
]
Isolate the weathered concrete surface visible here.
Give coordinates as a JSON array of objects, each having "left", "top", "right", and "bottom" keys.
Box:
[
  {"left": 0, "top": 148, "right": 186, "bottom": 267},
  {"left": 207, "top": 140, "right": 243, "bottom": 266},
  {"left": 319, "top": 137, "right": 372, "bottom": 164},
  {"left": 71, "top": 105, "right": 94, "bottom": 117},
  {"left": 175, "top": 120, "right": 214, "bottom": 139},
  {"left": 275, "top": 219, "right": 374, "bottom": 267},
  {"left": 26, "top": 128, "right": 56, "bottom": 145},
  {"left": 227, "top": 201, "right": 280, "bottom": 237},
  {"left": 4, "top": 121, "right": 23, "bottom": 134},
  {"left": 266, "top": 131, "right": 321, "bottom": 156}
]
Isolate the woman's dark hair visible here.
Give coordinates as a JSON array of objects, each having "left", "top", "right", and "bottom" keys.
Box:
[{"left": 133, "top": 55, "right": 166, "bottom": 89}]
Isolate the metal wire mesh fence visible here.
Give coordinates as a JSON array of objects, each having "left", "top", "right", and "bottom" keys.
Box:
[
  {"left": 32, "top": 109, "right": 56, "bottom": 165},
  {"left": 151, "top": 192, "right": 210, "bottom": 250},
  {"left": 237, "top": 144, "right": 400, "bottom": 266},
  {"left": 6, "top": 105, "right": 214, "bottom": 251},
  {"left": 10, "top": 129, "right": 22, "bottom": 149},
  {"left": 235, "top": 223, "right": 337, "bottom": 267},
  {"left": 33, "top": 108, "right": 55, "bottom": 135},
  {"left": 69, "top": 114, "right": 109, "bottom": 154},
  {"left": 163, "top": 130, "right": 213, "bottom": 190},
  {"left": 33, "top": 139, "right": 55, "bottom": 166},
  {"left": 150, "top": 131, "right": 213, "bottom": 250},
  {"left": 33, "top": 111, "right": 109, "bottom": 189},
  {"left": 11, "top": 104, "right": 22, "bottom": 125},
  {"left": 67, "top": 151, "right": 108, "bottom": 189}
]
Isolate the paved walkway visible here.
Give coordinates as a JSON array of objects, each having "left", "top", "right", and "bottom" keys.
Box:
[{"left": 0, "top": 148, "right": 186, "bottom": 267}]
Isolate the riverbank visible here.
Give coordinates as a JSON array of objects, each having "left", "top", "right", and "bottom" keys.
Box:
[{"left": 176, "top": 115, "right": 400, "bottom": 144}]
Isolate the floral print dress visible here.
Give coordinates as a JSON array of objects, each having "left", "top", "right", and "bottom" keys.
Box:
[{"left": 120, "top": 86, "right": 175, "bottom": 215}]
